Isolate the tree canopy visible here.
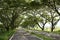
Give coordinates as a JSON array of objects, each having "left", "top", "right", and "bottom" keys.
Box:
[{"left": 0, "top": 0, "right": 60, "bottom": 32}]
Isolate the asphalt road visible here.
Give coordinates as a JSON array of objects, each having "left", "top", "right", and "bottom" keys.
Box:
[{"left": 10, "top": 29, "right": 42, "bottom": 40}]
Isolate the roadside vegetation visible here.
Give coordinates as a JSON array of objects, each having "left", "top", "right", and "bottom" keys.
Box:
[
  {"left": 31, "top": 32, "right": 53, "bottom": 40},
  {"left": 53, "top": 30, "right": 60, "bottom": 34},
  {"left": 0, "top": 30, "right": 16, "bottom": 40}
]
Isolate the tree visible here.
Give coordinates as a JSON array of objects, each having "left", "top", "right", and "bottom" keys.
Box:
[
  {"left": 0, "top": 9, "right": 11, "bottom": 31},
  {"left": 44, "top": 0, "right": 60, "bottom": 16},
  {"left": 49, "top": 11, "right": 60, "bottom": 32},
  {"left": 0, "top": 0, "right": 31, "bottom": 31},
  {"left": 20, "top": 15, "right": 37, "bottom": 28},
  {"left": 0, "top": 8, "right": 24, "bottom": 31},
  {"left": 39, "top": 13, "right": 47, "bottom": 31}
]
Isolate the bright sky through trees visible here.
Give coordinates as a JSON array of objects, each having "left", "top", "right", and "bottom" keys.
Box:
[{"left": 45, "top": 21, "right": 60, "bottom": 28}]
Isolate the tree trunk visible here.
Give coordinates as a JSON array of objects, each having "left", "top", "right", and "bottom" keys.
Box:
[
  {"left": 5, "top": 27, "right": 9, "bottom": 31},
  {"left": 42, "top": 25, "right": 44, "bottom": 31},
  {"left": 11, "top": 23, "right": 15, "bottom": 30},
  {"left": 4, "top": 23, "right": 9, "bottom": 31},
  {"left": 51, "top": 26, "right": 54, "bottom": 32},
  {"left": 36, "top": 22, "right": 42, "bottom": 30},
  {"left": 51, "top": 21, "right": 54, "bottom": 32},
  {"left": 50, "top": 11, "right": 54, "bottom": 32}
]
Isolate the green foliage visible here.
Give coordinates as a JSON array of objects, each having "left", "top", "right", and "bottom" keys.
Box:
[
  {"left": 0, "top": 0, "right": 26, "bottom": 8},
  {"left": 0, "top": 8, "right": 21, "bottom": 31},
  {"left": 30, "top": 1, "right": 40, "bottom": 6},
  {"left": 41, "top": 0, "right": 48, "bottom": 4},
  {"left": 0, "top": 0, "right": 60, "bottom": 32},
  {"left": 53, "top": 30, "right": 60, "bottom": 34},
  {"left": 21, "top": 16, "right": 37, "bottom": 28},
  {"left": 0, "top": 30, "right": 15, "bottom": 40},
  {"left": 55, "top": 0, "right": 60, "bottom": 5}
]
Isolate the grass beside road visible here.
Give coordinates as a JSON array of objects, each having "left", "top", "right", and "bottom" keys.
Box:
[
  {"left": 53, "top": 30, "right": 60, "bottom": 34},
  {"left": 25, "top": 28, "right": 52, "bottom": 40},
  {"left": 0, "top": 30, "right": 16, "bottom": 40},
  {"left": 30, "top": 32, "right": 53, "bottom": 40}
]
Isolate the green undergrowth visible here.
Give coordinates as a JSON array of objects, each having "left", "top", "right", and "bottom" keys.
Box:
[
  {"left": 0, "top": 29, "right": 16, "bottom": 40},
  {"left": 53, "top": 30, "right": 60, "bottom": 34},
  {"left": 44, "top": 30, "right": 60, "bottom": 34},
  {"left": 30, "top": 32, "right": 53, "bottom": 40}
]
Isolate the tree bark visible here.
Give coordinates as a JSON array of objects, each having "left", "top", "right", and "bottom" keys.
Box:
[
  {"left": 51, "top": 26, "right": 54, "bottom": 32},
  {"left": 42, "top": 25, "right": 44, "bottom": 31},
  {"left": 51, "top": 18, "right": 54, "bottom": 32}
]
